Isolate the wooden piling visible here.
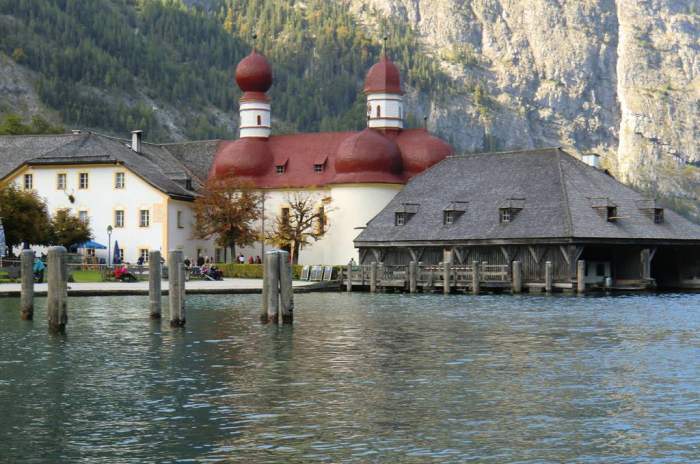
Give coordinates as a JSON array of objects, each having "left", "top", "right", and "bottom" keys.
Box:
[
  {"left": 265, "top": 252, "right": 280, "bottom": 324},
  {"left": 261, "top": 254, "right": 270, "bottom": 323},
  {"left": 472, "top": 261, "right": 480, "bottom": 295},
  {"left": 545, "top": 261, "right": 553, "bottom": 293},
  {"left": 443, "top": 261, "right": 451, "bottom": 295},
  {"left": 370, "top": 262, "right": 378, "bottom": 293},
  {"left": 168, "top": 250, "right": 185, "bottom": 327},
  {"left": 641, "top": 248, "right": 651, "bottom": 281},
  {"left": 577, "top": 260, "right": 586, "bottom": 294},
  {"left": 179, "top": 263, "right": 186, "bottom": 322},
  {"left": 409, "top": 261, "right": 417, "bottom": 293},
  {"left": 148, "top": 250, "right": 162, "bottom": 319},
  {"left": 279, "top": 251, "right": 294, "bottom": 324},
  {"left": 20, "top": 249, "right": 34, "bottom": 320},
  {"left": 47, "top": 246, "right": 67, "bottom": 333},
  {"left": 346, "top": 262, "right": 353, "bottom": 292},
  {"left": 512, "top": 260, "right": 522, "bottom": 294}
]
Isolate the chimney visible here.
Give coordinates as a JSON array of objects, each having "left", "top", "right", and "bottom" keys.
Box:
[
  {"left": 582, "top": 153, "right": 601, "bottom": 169},
  {"left": 131, "top": 130, "right": 143, "bottom": 153}
]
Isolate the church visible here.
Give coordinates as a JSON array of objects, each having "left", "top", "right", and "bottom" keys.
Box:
[{"left": 0, "top": 49, "right": 452, "bottom": 265}]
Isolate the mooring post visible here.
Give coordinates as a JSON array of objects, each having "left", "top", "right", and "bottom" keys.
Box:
[
  {"left": 279, "top": 251, "right": 294, "bottom": 324},
  {"left": 512, "top": 260, "right": 522, "bottom": 294},
  {"left": 370, "top": 261, "right": 378, "bottom": 293},
  {"left": 148, "top": 250, "right": 162, "bottom": 319},
  {"left": 443, "top": 261, "right": 451, "bottom": 295},
  {"left": 577, "top": 260, "right": 586, "bottom": 294},
  {"left": 472, "top": 260, "right": 480, "bottom": 295},
  {"left": 346, "top": 262, "right": 353, "bottom": 292},
  {"left": 178, "top": 263, "right": 186, "bottom": 323},
  {"left": 47, "top": 246, "right": 67, "bottom": 333},
  {"left": 545, "top": 261, "right": 553, "bottom": 293},
  {"left": 409, "top": 261, "right": 417, "bottom": 293},
  {"left": 641, "top": 248, "right": 651, "bottom": 281},
  {"left": 261, "top": 253, "right": 270, "bottom": 323},
  {"left": 265, "top": 251, "right": 280, "bottom": 324},
  {"left": 168, "top": 250, "right": 185, "bottom": 327},
  {"left": 20, "top": 249, "right": 34, "bottom": 320}
]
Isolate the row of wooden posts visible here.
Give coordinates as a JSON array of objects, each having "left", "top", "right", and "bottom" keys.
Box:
[
  {"left": 19, "top": 247, "right": 294, "bottom": 333},
  {"left": 19, "top": 248, "right": 186, "bottom": 333},
  {"left": 345, "top": 260, "right": 588, "bottom": 294}
]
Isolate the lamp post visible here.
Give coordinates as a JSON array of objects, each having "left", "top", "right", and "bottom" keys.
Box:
[{"left": 107, "top": 225, "right": 113, "bottom": 267}]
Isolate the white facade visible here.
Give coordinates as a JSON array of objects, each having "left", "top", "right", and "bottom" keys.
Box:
[
  {"left": 9, "top": 164, "right": 212, "bottom": 263},
  {"left": 239, "top": 100, "right": 271, "bottom": 138},
  {"left": 367, "top": 92, "right": 404, "bottom": 129},
  {"left": 236, "top": 183, "right": 403, "bottom": 265}
]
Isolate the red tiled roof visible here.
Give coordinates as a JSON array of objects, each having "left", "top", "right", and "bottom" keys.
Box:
[{"left": 210, "top": 128, "right": 452, "bottom": 188}]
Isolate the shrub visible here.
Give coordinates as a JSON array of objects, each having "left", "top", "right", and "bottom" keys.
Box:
[{"left": 218, "top": 263, "right": 303, "bottom": 279}]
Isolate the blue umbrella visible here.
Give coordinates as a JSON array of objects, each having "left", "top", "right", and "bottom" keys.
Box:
[
  {"left": 77, "top": 240, "right": 107, "bottom": 250},
  {"left": 113, "top": 240, "right": 121, "bottom": 264}
]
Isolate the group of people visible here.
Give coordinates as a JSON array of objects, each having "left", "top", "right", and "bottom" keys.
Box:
[
  {"left": 236, "top": 254, "right": 262, "bottom": 264},
  {"left": 183, "top": 256, "right": 222, "bottom": 281}
]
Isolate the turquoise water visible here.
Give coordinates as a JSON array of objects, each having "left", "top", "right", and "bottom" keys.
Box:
[{"left": 1, "top": 292, "right": 700, "bottom": 463}]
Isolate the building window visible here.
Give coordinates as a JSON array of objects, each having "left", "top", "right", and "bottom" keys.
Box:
[
  {"left": 23, "top": 174, "right": 33, "bottom": 190},
  {"left": 606, "top": 206, "right": 618, "bottom": 222},
  {"left": 314, "top": 164, "right": 324, "bottom": 173},
  {"left": 139, "top": 249, "right": 150, "bottom": 263},
  {"left": 139, "top": 209, "right": 150, "bottom": 228},
  {"left": 395, "top": 212, "right": 406, "bottom": 226},
  {"left": 276, "top": 165, "right": 286, "bottom": 174},
  {"left": 177, "top": 210, "right": 184, "bottom": 228},
  {"left": 114, "top": 210, "right": 125, "bottom": 228},
  {"left": 56, "top": 173, "right": 66, "bottom": 190},
  {"left": 257, "top": 115, "right": 262, "bottom": 126},
  {"left": 79, "top": 210, "right": 89, "bottom": 223},
  {"left": 115, "top": 172, "right": 125, "bottom": 189},
  {"left": 444, "top": 211, "right": 456, "bottom": 225},
  {"left": 500, "top": 208, "right": 512, "bottom": 223},
  {"left": 376, "top": 105, "right": 381, "bottom": 118},
  {"left": 654, "top": 209, "right": 664, "bottom": 224},
  {"left": 86, "top": 248, "right": 96, "bottom": 257},
  {"left": 185, "top": 178, "right": 193, "bottom": 190},
  {"left": 79, "top": 172, "right": 89, "bottom": 189}
]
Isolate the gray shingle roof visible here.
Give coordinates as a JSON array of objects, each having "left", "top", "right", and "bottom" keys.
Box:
[
  {"left": 355, "top": 148, "right": 700, "bottom": 246},
  {"left": 157, "top": 140, "right": 221, "bottom": 183},
  {"left": 0, "top": 132, "right": 199, "bottom": 200}
]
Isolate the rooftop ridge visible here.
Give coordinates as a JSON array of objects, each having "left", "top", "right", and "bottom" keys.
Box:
[{"left": 452, "top": 147, "right": 563, "bottom": 158}]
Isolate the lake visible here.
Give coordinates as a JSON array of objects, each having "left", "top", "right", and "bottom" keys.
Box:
[{"left": 1, "top": 292, "right": 700, "bottom": 463}]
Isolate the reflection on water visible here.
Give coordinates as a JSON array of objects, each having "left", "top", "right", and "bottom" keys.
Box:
[{"left": 1, "top": 293, "right": 700, "bottom": 462}]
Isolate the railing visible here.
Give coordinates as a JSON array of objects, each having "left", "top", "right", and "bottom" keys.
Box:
[
  {"left": 481, "top": 264, "right": 509, "bottom": 282},
  {"left": 344, "top": 262, "right": 511, "bottom": 287}
]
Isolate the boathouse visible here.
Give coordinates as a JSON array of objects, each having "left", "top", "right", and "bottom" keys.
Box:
[{"left": 351, "top": 148, "right": 700, "bottom": 292}]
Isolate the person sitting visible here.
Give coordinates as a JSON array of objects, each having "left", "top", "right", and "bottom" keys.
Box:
[
  {"left": 33, "top": 258, "right": 45, "bottom": 283},
  {"left": 206, "top": 265, "right": 223, "bottom": 281},
  {"left": 114, "top": 264, "right": 137, "bottom": 282}
]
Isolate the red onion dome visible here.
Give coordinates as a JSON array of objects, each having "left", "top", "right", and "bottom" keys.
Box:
[
  {"left": 333, "top": 129, "right": 403, "bottom": 183},
  {"left": 209, "top": 138, "right": 272, "bottom": 179},
  {"left": 396, "top": 129, "right": 453, "bottom": 176},
  {"left": 364, "top": 55, "right": 403, "bottom": 94},
  {"left": 235, "top": 51, "right": 273, "bottom": 93}
]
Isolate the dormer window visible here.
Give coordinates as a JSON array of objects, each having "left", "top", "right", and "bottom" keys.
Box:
[
  {"left": 590, "top": 197, "right": 618, "bottom": 222},
  {"left": 394, "top": 203, "right": 419, "bottom": 226},
  {"left": 276, "top": 158, "right": 288, "bottom": 175},
  {"left": 498, "top": 198, "right": 525, "bottom": 224},
  {"left": 314, "top": 164, "right": 324, "bottom": 173},
  {"left": 636, "top": 199, "right": 664, "bottom": 224},
  {"left": 443, "top": 201, "right": 467, "bottom": 225},
  {"left": 185, "top": 178, "right": 193, "bottom": 190}
]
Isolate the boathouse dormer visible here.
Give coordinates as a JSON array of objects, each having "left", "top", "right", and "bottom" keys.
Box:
[
  {"left": 637, "top": 199, "right": 665, "bottom": 224},
  {"left": 444, "top": 201, "right": 468, "bottom": 225},
  {"left": 590, "top": 197, "right": 618, "bottom": 222},
  {"left": 395, "top": 202, "right": 419, "bottom": 226},
  {"left": 499, "top": 198, "right": 525, "bottom": 224}
]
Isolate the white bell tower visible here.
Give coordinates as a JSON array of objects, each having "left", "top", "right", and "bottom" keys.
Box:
[{"left": 364, "top": 38, "right": 404, "bottom": 130}]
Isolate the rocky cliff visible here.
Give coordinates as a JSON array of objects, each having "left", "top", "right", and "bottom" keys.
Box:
[{"left": 349, "top": 0, "right": 699, "bottom": 199}]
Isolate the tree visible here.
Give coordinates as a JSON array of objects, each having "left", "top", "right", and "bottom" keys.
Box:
[
  {"left": 0, "top": 185, "right": 51, "bottom": 252},
  {"left": 49, "top": 209, "right": 93, "bottom": 250},
  {"left": 192, "top": 177, "right": 262, "bottom": 257},
  {"left": 266, "top": 192, "right": 333, "bottom": 264}
]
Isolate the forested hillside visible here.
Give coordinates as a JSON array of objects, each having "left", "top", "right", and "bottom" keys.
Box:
[{"left": 0, "top": 0, "right": 444, "bottom": 141}]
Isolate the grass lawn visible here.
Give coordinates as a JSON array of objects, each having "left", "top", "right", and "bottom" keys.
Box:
[{"left": 71, "top": 270, "right": 104, "bottom": 283}]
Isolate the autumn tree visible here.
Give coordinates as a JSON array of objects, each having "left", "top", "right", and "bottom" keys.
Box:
[
  {"left": 49, "top": 209, "right": 93, "bottom": 250},
  {"left": 192, "top": 177, "right": 262, "bottom": 258},
  {"left": 266, "top": 192, "right": 333, "bottom": 264},
  {"left": 0, "top": 185, "right": 51, "bottom": 253}
]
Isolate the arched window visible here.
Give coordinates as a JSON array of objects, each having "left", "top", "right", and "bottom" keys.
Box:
[
  {"left": 257, "top": 115, "right": 261, "bottom": 126},
  {"left": 376, "top": 105, "right": 381, "bottom": 118}
]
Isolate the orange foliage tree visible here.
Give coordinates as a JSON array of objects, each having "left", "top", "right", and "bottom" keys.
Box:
[{"left": 192, "top": 177, "right": 262, "bottom": 259}]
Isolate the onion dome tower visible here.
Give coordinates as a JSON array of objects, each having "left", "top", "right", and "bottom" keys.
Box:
[
  {"left": 235, "top": 41, "right": 273, "bottom": 138},
  {"left": 364, "top": 37, "right": 404, "bottom": 131}
]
